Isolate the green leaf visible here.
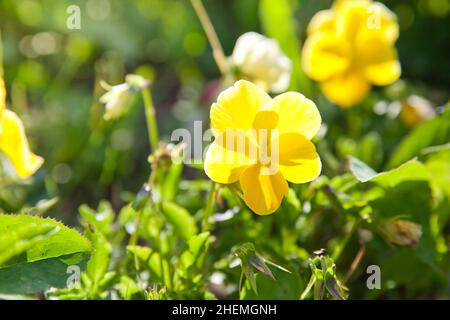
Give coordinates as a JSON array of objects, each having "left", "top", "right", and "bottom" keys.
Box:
[
  {"left": 387, "top": 109, "right": 450, "bottom": 169},
  {"left": 366, "top": 161, "right": 439, "bottom": 271},
  {"left": 127, "top": 245, "right": 172, "bottom": 290},
  {"left": 161, "top": 202, "right": 198, "bottom": 241},
  {"left": 424, "top": 148, "right": 450, "bottom": 200},
  {"left": 259, "top": 0, "right": 311, "bottom": 95},
  {"left": 0, "top": 254, "right": 89, "bottom": 295},
  {"left": 161, "top": 159, "right": 184, "bottom": 202},
  {"left": 0, "top": 214, "right": 91, "bottom": 266},
  {"left": 85, "top": 231, "right": 111, "bottom": 289},
  {"left": 119, "top": 276, "right": 146, "bottom": 300},
  {"left": 79, "top": 201, "right": 115, "bottom": 236},
  {"left": 348, "top": 156, "right": 378, "bottom": 182},
  {"left": 371, "top": 160, "right": 429, "bottom": 188},
  {"left": 233, "top": 243, "right": 290, "bottom": 295},
  {"left": 181, "top": 232, "right": 211, "bottom": 271},
  {"left": 350, "top": 158, "right": 429, "bottom": 187},
  {"left": 240, "top": 265, "right": 302, "bottom": 300},
  {"left": 0, "top": 222, "right": 56, "bottom": 266},
  {"left": 0, "top": 214, "right": 89, "bottom": 295}
]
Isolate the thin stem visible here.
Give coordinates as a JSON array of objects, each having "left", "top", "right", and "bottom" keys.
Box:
[
  {"left": 344, "top": 245, "right": 366, "bottom": 284},
  {"left": 128, "top": 207, "right": 144, "bottom": 288},
  {"left": 190, "top": 0, "right": 228, "bottom": 76},
  {"left": 332, "top": 217, "right": 359, "bottom": 262},
  {"left": 202, "top": 181, "right": 216, "bottom": 232},
  {"left": 141, "top": 88, "right": 159, "bottom": 152},
  {"left": 322, "top": 185, "right": 346, "bottom": 216},
  {"left": 0, "top": 30, "right": 4, "bottom": 77}
]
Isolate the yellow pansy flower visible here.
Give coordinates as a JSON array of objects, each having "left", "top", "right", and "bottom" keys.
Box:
[
  {"left": 302, "top": 0, "right": 401, "bottom": 107},
  {"left": 0, "top": 78, "right": 43, "bottom": 178},
  {"left": 204, "top": 80, "right": 321, "bottom": 215}
]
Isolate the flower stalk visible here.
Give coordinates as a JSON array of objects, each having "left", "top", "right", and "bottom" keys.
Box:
[
  {"left": 202, "top": 181, "right": 216, "bottom": 232},
  {"left": 141, "top": 87, "right": 159, "bottom": 152},
  {"left": 190, "top": 0, "right": 228, "bottom": 76}
]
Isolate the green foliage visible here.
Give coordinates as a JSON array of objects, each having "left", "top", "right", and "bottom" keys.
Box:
[
  {"left": 0, "top": 215, "right": 91, "bottom": 294},
  {"left": 388, "top": 109, "right": 450, "bottom": 169},
  {"left": 161, "top": 201, "right": 198, "bottom": 242},
  {"left": 0, "top": 215, "right": 91, "bottom": 266}
]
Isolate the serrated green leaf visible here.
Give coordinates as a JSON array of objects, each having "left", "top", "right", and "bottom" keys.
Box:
[
  {"left": 0, "top": 222, "right": 56, "bottom": 266},
  {"left": 0, "top": 214, "right": 91, "bottom": 266}
]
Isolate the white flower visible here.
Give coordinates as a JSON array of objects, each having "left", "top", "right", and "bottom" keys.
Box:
[
  {"left": 231, "top": 32, "right": 292, "bottom": 93},
  {"left": 100, "top": 82, "right": 133, "bottom": 120}
]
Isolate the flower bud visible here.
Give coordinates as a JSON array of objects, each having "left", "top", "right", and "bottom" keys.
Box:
[
  {"left": 400, "top": 95, "right": 436, "bottom": 127},
  {"left": 381, "top": 219, "right": 422, "bottom": 246},
  {"left": 231, "top": 32, "right": 291, "bottom": 93},
  {"left": 100, "top": 82, "right": 133, "bottom": 120}
]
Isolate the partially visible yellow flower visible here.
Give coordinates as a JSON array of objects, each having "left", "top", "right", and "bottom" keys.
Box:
[
  {"left": 400, "top": 95, "right": 436, "bottom": 127},
  {"left": 302, "top": 0, "right": 401, "bottom": 107},
  {"left": 204, "top": 80, "right": 321, "bottom": 215},
  {"left": 231, "top": 32, "right": 292, "bottom": 93},
  {"left": 0, "top": 78, "right": 43, "bottom": 178}
]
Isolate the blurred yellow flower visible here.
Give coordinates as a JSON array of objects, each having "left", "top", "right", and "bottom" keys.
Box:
[
  {"left": 204, "top": 80, "right": 321, "bottom": 215},
  {"left": 302, "top": 0, "right": 401, "bottom": 107},
  {"left": 0, "top": 78, "right": 43, "bottom": 178}
]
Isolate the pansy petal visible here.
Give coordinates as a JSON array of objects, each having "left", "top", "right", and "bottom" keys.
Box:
[
  {"left": 240, "top": 164, "right": 288, "bottom": 215},
  {"left": 267, "top": 92, "right": 321, "bottom": 140},
  {"left": 210, "top": 80, "right": 271, "bottom": 137},
  {"left": 0, "top": 110, "right": 44, "bottom": 178},
  {"left": 274, "top": 132, "right": 321, "bottom": 184},
  {"left": 321, "top": 71, "right": 370, "bottom": 107},
  {"left": 302, "top": 32, "right": 351, "bottom": 82},
  {"left": 336, "top": 0, "right": 399, "bottom": 43},
  {"left": 357, "top": 33, "right": 401, "bottom": 86},
  {"left": 307, "top": 9, "right": 336, "bottom": 35},
  {"left": 204, "top": 133, "right": 256, "bottom": 184}
]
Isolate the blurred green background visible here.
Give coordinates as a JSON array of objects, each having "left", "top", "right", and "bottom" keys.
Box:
[{"left": 0, "top": 0, "right": 448, "bottom": 222}]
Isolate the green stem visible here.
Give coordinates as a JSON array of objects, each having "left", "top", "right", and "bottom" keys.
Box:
[
  {"left": 202, "top": 181, "right": 216, "bottom": 232},
  {"left": 141, "top": 88, "right": 159, "bottom": 152},
  {"left": 0, "top": 30, "right": 3, "bottom": 77},
  {"left": 321, "top": 185, "right": 346, "bottom": 216},
  {"left": 332, "top": 217, "right": 358, "bottom": 262},
  {"left": 190, "top": 0, "right": 228, "bottom": 76}
]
